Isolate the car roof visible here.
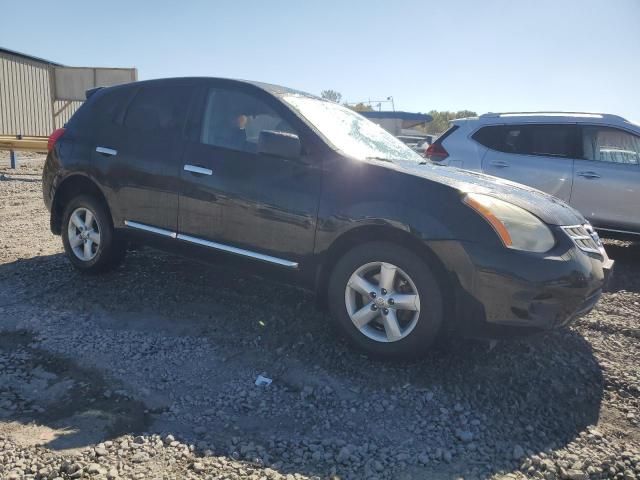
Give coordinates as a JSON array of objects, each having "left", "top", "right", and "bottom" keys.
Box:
[
  {"left": 103, "top": 76, "right": 319, "bottom": 99},
  {"left": 452, "top": 111, "right": 640, "bottom": 131}
]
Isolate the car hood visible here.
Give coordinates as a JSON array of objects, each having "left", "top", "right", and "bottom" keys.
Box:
[{"left": 396, "top": 161, "right": 586, "bottom": 226}]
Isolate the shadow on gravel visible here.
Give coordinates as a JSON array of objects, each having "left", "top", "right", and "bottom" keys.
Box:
[
  {"left": 604, "top": 241, "right": 640, "bottom": 263},
  {"left": 0, "top": 330, "right": 149, "bottom": 451},
  {"left": 602, "top": 241, "right": 640, "bottom": 293},
  {"left": 0, "top": 249, "right": 608, "bottom": 478}
]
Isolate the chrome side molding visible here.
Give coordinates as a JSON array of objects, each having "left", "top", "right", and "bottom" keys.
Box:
[
  {"left": 96, "top": 146, "right": 118, "bottom": 156},
  {"left": 123, "top": 220, "right": 298, "bottom": 268},
  {"left": 176, "top": 233, "right": 299, "bottom": 268},
  {"left": 124, "top": 220, "right": 177, "bottom": 238},
  {"left": 598, "top": 227, "right": 640, "bottom": 237}
]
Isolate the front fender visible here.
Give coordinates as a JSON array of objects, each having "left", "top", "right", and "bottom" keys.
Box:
[{"left": 313, "top": 202, "right": 455, "bottom": 257}]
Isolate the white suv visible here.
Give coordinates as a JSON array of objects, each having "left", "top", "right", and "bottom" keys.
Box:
[{"left": 426, "top": 112, "right": 640, "bottom": 237}]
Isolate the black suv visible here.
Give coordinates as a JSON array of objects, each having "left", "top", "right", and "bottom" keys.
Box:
[{"left": 43, "top": 78, "right": 613, "bottom": 358}]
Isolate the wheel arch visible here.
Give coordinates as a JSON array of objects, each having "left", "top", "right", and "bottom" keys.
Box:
[
  {"left": 51, "top": 174, "right": 112, "bottom": 235},
  {"left": 315, "top": 225, "right": 455, "bottom": 315}
]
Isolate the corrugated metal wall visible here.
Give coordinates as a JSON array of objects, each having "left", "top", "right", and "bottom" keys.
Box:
[{"left": 0, "top": 51, "right": 82, "bottom": 136}]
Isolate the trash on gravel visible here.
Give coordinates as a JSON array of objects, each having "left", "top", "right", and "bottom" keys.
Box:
[{"left": 255, "top": 374, "right": 272, "bottom": 386}]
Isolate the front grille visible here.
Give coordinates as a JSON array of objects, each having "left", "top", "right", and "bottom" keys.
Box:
[{"left": 562, "top": 224, "right": 603, "bottom": 255}]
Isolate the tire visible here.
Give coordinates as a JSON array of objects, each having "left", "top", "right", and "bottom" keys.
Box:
[
  {"left": 61, "top": 195, "right": 126, "bottom": 273},
  {"left": 328, "top": 241, "right": 444, "bottom": 359}
]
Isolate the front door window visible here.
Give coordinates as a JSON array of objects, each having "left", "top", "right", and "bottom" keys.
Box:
[{"left": 200, "top": 88, "right": 295, "bottom": 153}]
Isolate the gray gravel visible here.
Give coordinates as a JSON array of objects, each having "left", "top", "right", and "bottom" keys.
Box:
[{"left": 0, "top": 154, "right": 638, "bottom": 479}]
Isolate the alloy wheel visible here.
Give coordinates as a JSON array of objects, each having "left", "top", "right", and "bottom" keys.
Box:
[
  {"left": 67, "top": 207, "right": 101, "bottom": 261},
  {"left": 344, "top": 261, "right": 421, "bottom": 343}
]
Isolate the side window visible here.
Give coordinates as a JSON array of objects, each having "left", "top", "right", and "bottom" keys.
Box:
[
  {"left": 522, "top": 125, "right": 576, "bottom": 157},
  {"left": 472, "top": 125, "right": 511, "bottom": 151},
  {"left": 200, "top": 88, "right": 295, "bottom": 153},
  {"left": 473, "top": 124, "right": 577, "bottom": 158},
  {"left": 123, "top": 86, "right": 191, "bottom": 134},
  {"left": 473, "top": 125, "right": 529, "bottom": 153},
  {"left": 88, "top": 87, "right": 133, "bottom": 129},
  {"left": 582, "top": 126, "right": 640, "bottom": 165}
]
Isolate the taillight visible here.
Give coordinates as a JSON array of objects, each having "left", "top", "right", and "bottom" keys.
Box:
[
  {"left": 425, "top": 142, "right": 449, "bottom": 161},
  {"left": 47, "top": 128, "right": 66, "bottom": 152}
]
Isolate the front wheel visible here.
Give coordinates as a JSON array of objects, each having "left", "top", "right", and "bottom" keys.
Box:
[
  {"left": 61, "top": 195, "right": 126, "bottom": 273},
  {"left": 328, "top": 242, "right": 444, "bottom": 358}
]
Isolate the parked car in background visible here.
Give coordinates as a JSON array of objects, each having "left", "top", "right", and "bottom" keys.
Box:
[
  {"left": 396, "top": 135, "right": 428, "bottom": 153},
  {"left": 425, "top": 112, "right": 640, "bottom": 237},
  {"left": 414, "top": 135, "right": 434, "bottom": 154},
  {"left": 43, "top": 85, "right": 613, "bottom": 358}
]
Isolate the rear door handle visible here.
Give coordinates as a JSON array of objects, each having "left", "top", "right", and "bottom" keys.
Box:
[
  {"left": 184, "top": 164, "right": 213, "bottom": 176},
  {"left": 489, "top": 160, "right": 509, "bottom": 168},
  {"left": 96, "top": 146, "right": 117, "bottom": 156},
  {"left": 577, "top": 171, "right": 601, "bottom": 179}
]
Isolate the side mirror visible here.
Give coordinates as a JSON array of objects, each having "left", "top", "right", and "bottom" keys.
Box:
[{"left": 257, "top": 130, "right": 301, "bottom": 160}]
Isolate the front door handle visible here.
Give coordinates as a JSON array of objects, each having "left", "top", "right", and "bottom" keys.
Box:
[
  {"left": 577, "top": 171, "right": 601, "bottom": 179},
  {"left": 96, "top": 146, "right": 117, "bottom": 156},
  {"left": 489, "top": 160, "right": 509, "bottom": 168},
  {"left": 184, "top": 164, "right": 213, "bottom": 176}
]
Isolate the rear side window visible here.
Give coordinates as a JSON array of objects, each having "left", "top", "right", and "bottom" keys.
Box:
[
  {"left": 124, "top": 86, "right": 191, "bottom": 134},
  {"left": 472, "top": 125, "right": 510, "bottom": 151},
  {"left": 84, "top": 88, "right": 133, "bottom": 128},
  {"left": 526, "top": 125, "right": 577, "bottom": 157},
  {"left": 433, "top": 125, "right": 459, "bottom": 145},
  {"left": 473, "top": 124, "right": 578, "bottom": 158},
  {"left": 582, "top": 126, "right": 640, "bottom": 165}
]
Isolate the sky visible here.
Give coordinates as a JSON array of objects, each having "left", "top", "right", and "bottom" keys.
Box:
[{"left": 2, "top": 0, "right": 639, "bottom": 122}]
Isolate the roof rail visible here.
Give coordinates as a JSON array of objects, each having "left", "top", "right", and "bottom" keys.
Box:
[{"left": 480, "top": 111, "right": 629, "bottom": 122}]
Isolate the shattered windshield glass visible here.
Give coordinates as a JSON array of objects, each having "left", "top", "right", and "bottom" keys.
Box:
[{"left": 282, "top": 94, "right": 424, "bottom": 163}]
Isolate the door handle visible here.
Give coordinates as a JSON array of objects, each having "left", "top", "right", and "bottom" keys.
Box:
[
  {"left": 577, "top": 171, "right": 601, "bottom": 179},
  {"left": 489, "top": 160, "right": 509, "bottom": 168},
  {"left": 184, "top": 164, "right": 213, "bottom": 176},
  {"left": 96, "top": 146, "right": 117, "bottom": 156}
]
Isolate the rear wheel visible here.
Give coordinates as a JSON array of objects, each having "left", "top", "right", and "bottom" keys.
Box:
[
  {"left": 328, "top": 242, "right": 443, "bottom": 358},
  {"left": 61, "top": 195, "right": 125, "bottom": 273}
]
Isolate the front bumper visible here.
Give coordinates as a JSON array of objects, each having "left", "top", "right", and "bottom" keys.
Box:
[{"left": 428, "top": 230, "right": 613, "bottom": 337}]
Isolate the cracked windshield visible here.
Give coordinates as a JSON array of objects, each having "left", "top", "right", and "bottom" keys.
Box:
[{"left": 283, "top": 94, "right": 423, "bottom": 163}]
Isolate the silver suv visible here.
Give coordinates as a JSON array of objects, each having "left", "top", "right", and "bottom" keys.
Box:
[{"left": 426, "top": 112, "right": 640, "bottom": 237}]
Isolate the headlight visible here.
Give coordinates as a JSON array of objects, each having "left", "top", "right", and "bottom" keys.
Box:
[{"left": 463, "top": 193, "right": 555, "bottom": 253}]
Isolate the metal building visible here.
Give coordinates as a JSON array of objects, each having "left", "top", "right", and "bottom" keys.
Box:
[{"left": 0, "top": 47, "right": 137, "bottom": 137}]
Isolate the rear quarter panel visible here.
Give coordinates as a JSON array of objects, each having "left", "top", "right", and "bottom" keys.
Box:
[{"left": 441, "top": 121, "right": 487, "bottom": 170}]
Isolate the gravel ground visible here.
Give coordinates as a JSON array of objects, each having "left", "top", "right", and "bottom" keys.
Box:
[{"left": 0, "top": 153, "right": 638, "bottom": 480}]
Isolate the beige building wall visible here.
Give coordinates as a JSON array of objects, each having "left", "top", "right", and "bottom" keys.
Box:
[
  {"left": 0, "top": 49, "right": 61, "bottom": 136},
  {"left": 0, "top": 50, "right": 134, "bottom": 136}
]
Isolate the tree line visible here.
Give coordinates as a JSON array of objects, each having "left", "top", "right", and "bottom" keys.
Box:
[
  {"left": 320, "top": 90, "right": 374, "bottom": 111},
  {"left": 320, "top": 89, "right": 477, "bottom": 134}
]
